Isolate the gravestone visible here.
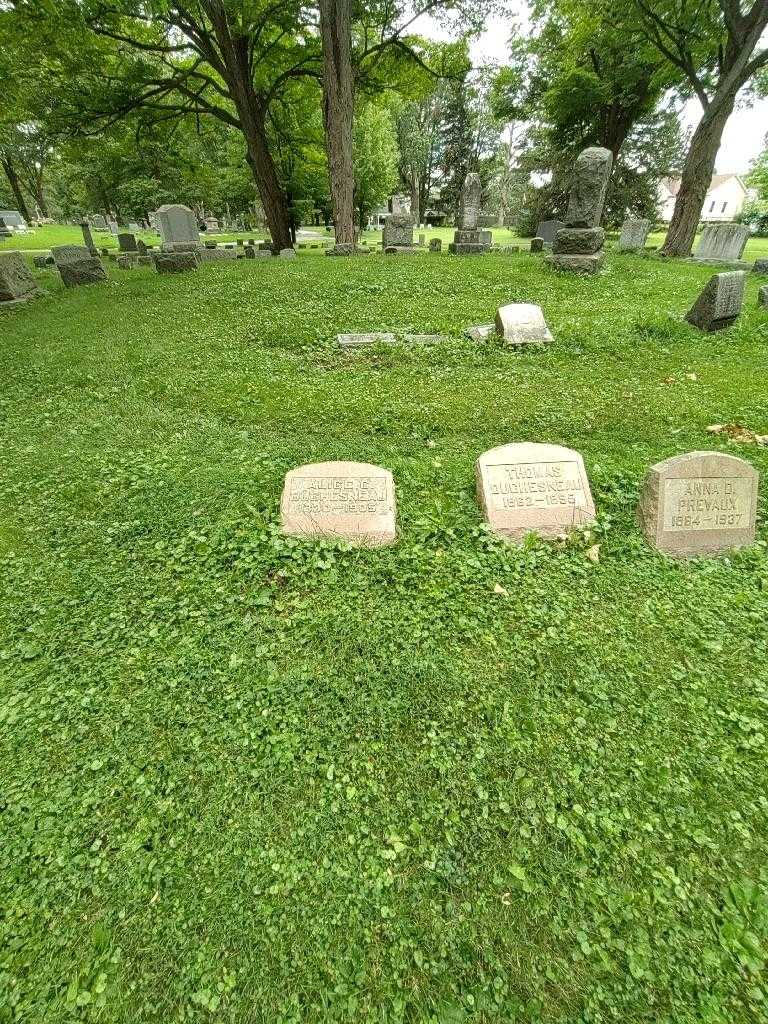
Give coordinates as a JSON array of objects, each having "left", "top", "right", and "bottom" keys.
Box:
[
  {"left": 337, "top": 332, "right": 396, "bottom": 349},
  {"left": 476, "top": 442, "right": 596, "bottom": 542},
  {"left": 117, "top": 232, "right": 137, "bottom": 253},
  {"left": 685, "top": 271, "right": 745, "bottom": 331},
  {"left": 759, "top": 285, "right": 767, "bottom": 308},
  {"left": 51, "top": 245, "right": 107, "bottom": 287},
  {"left": 107, "top": 219, "right": 119, "bottom": 234},
  {"left": 618, "top": 218, "right": 651, "bottom": 252},
  {"left": 79, "top": 222, "right": 97, "bottom": 254},
  {"left": 116, "top": 253, "right": 137, "bottom": 269},
  {"left": 128, "top": 222, "right": 141, "bottom": 232},
  {"left": 465, "top": 323, "right": 495, "bottom": 341},
  {"left": 495, "top": 304, "right": 554, "bottom": 346},
  {"left": 638, "top": 451, "right": 758, "bottom": 557},
  {"left": 152, "top": 251, "right": 198, "bottom": 273},
  {"left": 429, "top": 238, "right": 442, "bottom": 252},
  {"left": 204, "top": 217, "right": 220, "bottom": 232},
  {"left": 382, "top": 214, "right": 414, "bottom": 250},
  {"left": 449, "top": 173, "right": 492, "bottom": 254},
  {"left": 694, "top": 223, "right": 749, "bottom": 263},
  {"left": 530, "top": 237, "right": 544, "bottom": 253},
  {"left": 280, "top": 461, "right": 397, "bottom": 546},
  {"left": 90, "top": 214, "right": 107, "bottom": 231},
  {"left": 753, "top": 259, "right": 768, "bottom": 275},
  {"left": 279, "top": 248, "right": 296, "bottom": 259},
  {"left": 156, "top": 204, "right": 200, "bottom": 252},
  {"left": 0, "top": 251, "right": 42, "bottom": 305},
  {"left": 548, "top": 147, "right": 612, "bottom": 274},
  {"left": 0, "top": 217, "right": 12, "bottom": 239},
  {"left": 534, "top": 221, "right": 564, "bottom": 248}
]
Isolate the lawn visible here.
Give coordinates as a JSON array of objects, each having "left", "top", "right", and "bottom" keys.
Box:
[
  {"left": 0, "top": 224, "right": 267, "bottom": 253},
  {"left": 2, "top": 249, "right": 768, "bottom": 1023}
]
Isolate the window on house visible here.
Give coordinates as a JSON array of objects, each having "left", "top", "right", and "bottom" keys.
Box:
[
  {"left": 721, "top": 202, "right": 728, "bottom": 213},
  {"left": 709, "top": 201, "right": 716, "bottom": 212}
]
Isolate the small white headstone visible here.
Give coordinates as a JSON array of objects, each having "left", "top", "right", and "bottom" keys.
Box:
[
  {"left": 495, "top": 304, "right": 553, "bottom": 345},
  {"left": 281, "top": 461, "right": 396, "bottom": 545},
  {"left": 476, "top": 442, "right": 596, "bottom": 541}
]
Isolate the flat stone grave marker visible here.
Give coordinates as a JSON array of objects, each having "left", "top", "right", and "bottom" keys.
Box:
[
  {"left": 465, "top": 323, "right": 495, "bottom": 341},
  {"left": 694, "top": 223, "right": 749, "bottom": 263},
  {"left": 281, "top": 461, "right": 396, "bottom": 546},
  {"left": 476, "top": 442, "right": 596, "bottom": 541},
  {"left": 495, "top": 303, "right": 553, "bottom": 345},
  {"left": 638, "top": 451, "right": 758, "bottom": 557},
  {"left": 0, "top": 251, "right": 42, "bottom": 305},
  {"left": 337, "top": 332, "right": 396, "bottom": 349},
  {"left": 685, "top": 271, "right": 745, "bottom": 331}
]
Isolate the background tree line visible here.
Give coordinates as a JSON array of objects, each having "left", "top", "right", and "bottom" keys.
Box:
[{"left": 0, "top": 0, "right": 766, "bottom": 253}]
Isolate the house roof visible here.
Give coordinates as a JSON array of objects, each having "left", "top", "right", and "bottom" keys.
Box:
[{"left": 661, "top": 173, "right": 747, "bottom": 197}]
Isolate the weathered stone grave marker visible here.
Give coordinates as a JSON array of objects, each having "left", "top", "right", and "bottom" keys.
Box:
[
  {"left": 548, "top": 147, "right": 612, "bottom": 273},
  {"left": 758, "top": 285, "right": 768, "bottom": 308},
  {"left": 151, "top": 251, "right": 198, "bottom": 274},
  {"left": 156, "top": 204, "right": 200, "bottom": 252},
  {"left": 618, "top": 218, "right": 651, "bottom": 252},
  {"left": 51, "top": 245, "right": 107, "bottom": 287},
  {"left": 476, "top": 442, "right": 596, "bottom": 541},
  {"left": 685, "top": 271, "right": 745, "bottom": 331},
  {"left": 0, "top": 251, "right": 43, "bottom": 305},
  {"left": 530, "top": 237, "right": 544, "bottom": 253},
  {"left": 638, "top": 451, "right": 758, "bottom": 557},
  {"left": 694, "top": 223, "right": 749, "bottom": 263},
  {"left": 382, "top": 214, "right": 414, "bottom": 251},
  {"left": 448, "top": 174, "right": 492, "bottom": 254},
  {"left": 280, "top": 461, "right": 396, "bottom": 545},
  {"left": 118, "top": 232, "right": 138, "bottom": 253},
  {"left": 495, "top": 304, "right": 553, "bottom": 346},
  {"left": 534, "top": 221, "right": 564, "bottom": 248}
]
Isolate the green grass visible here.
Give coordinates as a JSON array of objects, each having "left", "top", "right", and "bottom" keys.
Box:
[
  {"left": 2, "top": 249, "right": 768, "bottom": 1023},
  {"left": 0, "top": 224, "right": 267, "bottom": 253}
]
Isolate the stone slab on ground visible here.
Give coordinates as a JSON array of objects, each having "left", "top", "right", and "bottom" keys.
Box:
[
  {"left": 0, "top": 251, "right": 42, "bottom": 304},
  {"left": 694, "top": 223, "right": 749, "bottom": 263},
  {"left": 51, "top": 245, "right": 107, "bottom": 287},
  {"left": 638, "top": 451, "right": 758, "bottom": 557},
  {"left": 337, "top": 332, "right": 396, "bottom": 349},
  {"left": 552, "top": 227, "right": 604, "bottom": 255},
  {"left": 495, "top": 303, "right": 554, "bottom": 345},
  {"left": 464, "top": 323, "right": 496, "bottom": 341},
  {"left": 280, "top": 461, "right": 396, "bottom": 546},
  {"left": 152, "top": 251, "right": 198, "bottom": 274},
  {"left": 685, "top": 271, "right": 745, "bottom": 331},
  {"left": 546, "top": 252, "right": 604, "bottom": 274},
  {"left": 476, "top": 442, "right": 596, "bottom": 542}
]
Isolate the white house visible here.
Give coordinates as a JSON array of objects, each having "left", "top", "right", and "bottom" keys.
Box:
[{"left": 658, "top": 174, "right": 752, "bottom": 222}]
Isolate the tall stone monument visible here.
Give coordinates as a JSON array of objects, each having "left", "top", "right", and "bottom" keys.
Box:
[
  {"left": 476, "top": 442, "right": 596, "bottom": 541},
  {"left": 156, "top": 204, "right": 201, "bottom": 252},
  {"left": 638, "top": 451, "right": 758, "bottom": 557},
  {"left": 547, "top": 147, "right": 612, "bottom": 274},
  {"left": 685, "top": 271, "right": 745, "bottom": 331},
  {"left": 280, "top": 461, "right": 397, "bottom": 545},
  {"left": 448, "top": 173, "right": 492, "bottom": 254}
]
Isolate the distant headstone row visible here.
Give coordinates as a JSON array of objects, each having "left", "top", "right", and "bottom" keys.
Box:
[{"left": 278, "top": 448, "right": 759, "bottom": 558}]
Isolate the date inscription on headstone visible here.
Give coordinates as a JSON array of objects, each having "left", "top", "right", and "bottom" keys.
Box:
[
  {"left": 485, "top": 461, "right": 589, "bottom": 511},
  {"left": 662, "top": 476, "right": 752, "bottom": 532},
  {"left": 287, "top": 475, "right": 388, "bottom": 516}
]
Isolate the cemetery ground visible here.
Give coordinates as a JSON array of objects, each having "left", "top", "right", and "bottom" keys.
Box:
[{"left": 2, "top": 248, "right": 768, "bottom": 1023}]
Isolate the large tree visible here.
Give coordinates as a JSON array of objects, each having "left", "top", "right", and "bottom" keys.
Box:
[{"left": 625, "top": 0, "right": 768, "bottom": 255}]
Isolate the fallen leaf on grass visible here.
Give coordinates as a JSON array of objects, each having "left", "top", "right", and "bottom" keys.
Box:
[
  {"left": 493, "top": 583, "right": 509, "bottom": 596},
  {"left": 705, "top": 423, "right": 768, "bottom": 445},
  {"left": 586, "top": 544, "right": 601, "bottom": 563}
]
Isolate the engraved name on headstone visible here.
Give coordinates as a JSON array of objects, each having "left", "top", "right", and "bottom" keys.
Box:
[
  {"left": 639, "top": 451, "right": 758, "bottom": 557},
  {"left": 281, "top": 461, "right": 396, "bottom": 545},
  {"left": 476, "top": 442, "right": 596, "bottom": 541}
]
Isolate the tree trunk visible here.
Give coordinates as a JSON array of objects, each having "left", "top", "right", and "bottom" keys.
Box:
[
  {"left": 319, "top": 0, "right": 356, "bottom": 249},
  {"left": 1, "top": 157, "right": 31, "bottom": 222},
  {"left": 661, "top": 94, "right": 736, "bottom": 257},
  {"left": 409, "top": 177, "right": 420, "bottom": 226}
]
